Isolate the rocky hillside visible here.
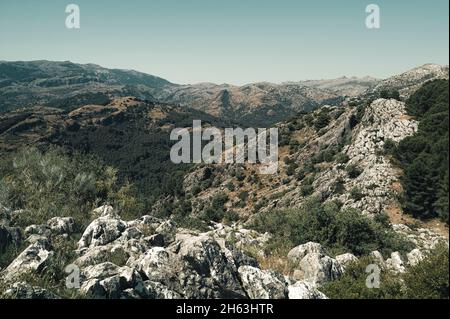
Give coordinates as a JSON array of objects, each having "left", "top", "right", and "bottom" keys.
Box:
[
  {"left": 0, "top": 96, "right": 227, "bottom": 207},
  {"left": 151, "top": 81, "right": 349, "bottom": 126},
  {"left": 0, "top": 61, "right": 375, "bottom": 127},
  {"left": 0, "top": 61, "right": 173, "bottom": 112},
  {"left": 373, "top": 64, "right": 449, "bottom": 98},
  {"left": 0, "top": 64, "right": 448, "bottom": 299}
]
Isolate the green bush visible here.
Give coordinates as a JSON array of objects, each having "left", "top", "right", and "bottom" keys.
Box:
[
  {"left": 404, "top": 244, "right": 449, "bottom": 299},
  {"left": 322, "top": 244, "right": 450, "bottom": 300},
  {"left": 0, "top": 147, "right": 139, "bottom": 226},
  {"left": 335, "top": 153, "right": 350, "bottom": 164},
  {"left": 251, "top": 198, "right": 413, "bottom": 256},
  {"left": 350, "top": 187, "right": 365, "bottom": 201},
  {"left": 321, "top": 257, "right": 404, "bottom": 299},
  {"left": 314, "top": 111, "right": 331, "bottom": 132},
  {"left": 346, "top": 164, "right": 363, "bottom": 179}
]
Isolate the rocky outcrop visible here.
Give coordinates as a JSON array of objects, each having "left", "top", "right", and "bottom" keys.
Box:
[
  {"left": 288, "top": 242, "right": 343, "bottom": 286},
  {"left": 78, "top": 216, "right": 127, "bottom": 249},
  {"left": 392, "top": 224, "right": 447, "bottom": 251},
  {"left": 374, "top": 64, "right": 449, "bottom": 98},
  {"left": 238, "top": 266, "right": 288, "bottom": 299},
  {"left": 333, "top": 98, "right": 418, "bottom": 215},
  {"left": 67, "top": 212, "right": 288, "bottom": 299},
  {"left": 288, "top": 281, "right": 328, "bottom": 299},
  {"left": 385, "top": 252, "right": 406, "bottom": 274},
  {"left": 335, "top": 253, "right": 358, "bottom": 268},
  {"left": 1, "top": 239, "right": 53, "bottom": 282},
  {"left": 47, "top": 217, "right": 75, "bottom": 235}
]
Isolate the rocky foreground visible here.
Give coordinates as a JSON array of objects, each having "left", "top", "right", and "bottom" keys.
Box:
[{"left": 0, "top": 203, "right": 446, "bottom": 299}]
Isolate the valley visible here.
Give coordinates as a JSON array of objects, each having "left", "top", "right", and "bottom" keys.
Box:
[{"left": 0, "top": 61, "right": 448, "bottom": 300}]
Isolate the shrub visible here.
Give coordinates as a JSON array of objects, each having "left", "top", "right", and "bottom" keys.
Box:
[
  {"left": 335, "top": 153, "right": 350, "bottom": 164},
  {"left": 321, "top": 257, "right": 404, "bottom": 299},
  {"left": 0, "top": 147, "right": 138, "bottom": 226},
  {"left": 346, "top": 164, "right": 363, "bottom": 179},
  {"left": 251, "top": 198, "right": 413, "bottom": 257},
  {"left": 403, "top": 244, "right": 449, "bottom": 299},
  {"left": 314, "top": 111, "right": 331, "bottom": 131},
  {"left": 383, "top": 139, "right": 396, "bottom": 155},
  {"left": 350, "top": 187, "right": 365, "bottom": 201}
]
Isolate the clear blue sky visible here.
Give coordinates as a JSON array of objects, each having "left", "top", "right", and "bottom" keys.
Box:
[{"left": 0, "top": 0, "right": 448, "bottom": 84}]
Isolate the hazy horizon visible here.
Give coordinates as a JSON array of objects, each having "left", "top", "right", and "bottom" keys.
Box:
[
  {"left": 1, "top": 59, "right": 448, "bottom": 86},
  {"left": 1, "top": 0, "right": 448, "bottom": 85}
]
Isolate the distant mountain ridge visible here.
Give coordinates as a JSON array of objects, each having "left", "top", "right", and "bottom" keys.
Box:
[
  {"left": 0, "top": 60, "right": 172, "bottom": 113},
  {"left": 0, "top": 60, "right": 378, "bottom": 126},
  {"left": 1, "top": 61, "right": 448, "bottom": 126}
]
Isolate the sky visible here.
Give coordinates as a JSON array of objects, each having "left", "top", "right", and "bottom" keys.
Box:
[{"left": 0, "top": 0, "right": 448, "bottom": 85}]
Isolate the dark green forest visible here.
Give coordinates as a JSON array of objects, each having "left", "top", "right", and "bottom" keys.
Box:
[{"left": 393, "top": 80, "right": 449, "bottom": 223}]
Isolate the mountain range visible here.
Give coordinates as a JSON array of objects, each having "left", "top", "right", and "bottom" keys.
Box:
[
  {"left": 0, "top": 60, "right": 384, "bottom": 126},
  {"left": 0, "top": 61, "right": 448, "bottom": 300}
]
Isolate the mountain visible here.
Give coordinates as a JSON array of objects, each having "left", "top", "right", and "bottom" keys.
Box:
[
  {"left": 0, "top": 61, "right": 378, "bottom": 126},
  {"left": 151, "top": 82, "right": 352, "bottom": 126},
  {"left": 0, "top": 60, "right": 173, "bottom": 113},
  {"left": 0, "top": 96, "right": 228, "bottom": 206},
  {"left": 0, "top": 63, "right": 448, "bottom": 300},
  {"left": 373, "top": 64, "right": 449, "bottom": 98}
]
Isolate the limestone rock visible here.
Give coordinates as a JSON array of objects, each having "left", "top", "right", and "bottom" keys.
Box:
[
  {"left": 287, "top": 242, "right": 324, "bottom": 264},
  {"left": 335, "top": 253, "right": 358, "bottom": 269},
  {"left": 47, "top": 217, "right": 75, "bottom": 235},
  {"left": 386, "top": 252, "right": 406, "bottom": 273},
  {"left": 238, "top": 266, "right": 288, "bottom": 299},
  {"left": 296, "top": 253, "right": 343, "bottom": 286},
  {"left": 406, "top": 249, "right": 424, "bottom": 266},
  {"left": 2, "top": 239, "right": 53, "bottom": 282},
  {"left": 78, "top": 216, "right": 126, "bottom": 249},
  {"left": 288, "top": 281, "right": 328, "bottom": 299}
]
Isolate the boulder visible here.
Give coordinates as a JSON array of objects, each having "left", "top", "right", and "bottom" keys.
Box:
[
  {"left": 24, "top": 224, "right": 51, "bottom": 237},
  {"left": 74, "top": 244, "right": 129, "bottom": 268},
  {"left": 386, "top": 252, "right": 406, "bottom": 273},
  {"left": 155, "top": 220, "right": 177, "bottom": 245},
  {"left": 288, "top": 281, "right": 328, "bottom": 299},
  {"left": 93, "top": 205, "right": 116, "bottom": 217},
  {"left": 143, "top": 281, "right": 182, "bottom": 299},
  {"left": 82, "top": 262, "right": 120, "bottom": 281},
  {"left": 80, "top": 262, "right": 144, "bottom": 299},
  {"left": 296, "top": 253, "right": 343, "bottom": 286},
  {"left": 2, "top": 239, "right": 53, "bottom": 282},
  {"left": 370, "top": 250, "right": 385, "bottom": 267},
  {"left": 335, "top": 253, "right": 358, "bottom": 269},
  {"left": 406, "top": 249, "right": 424, "bottom": 267},
  {"left": 78, "top": 216, "right": 126, "bottom": 249},
  {"left": 176, "top": 233, "right": 247, "bottom": 298},
  {"left": 238, "top": 266, "right": 288, "bottom": 299},
  {"left": 47, "top": 217, "right": 75, "bottom": 235},
  {"left": 287, "top": 242, "right": 324, "bottom": 263}
]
